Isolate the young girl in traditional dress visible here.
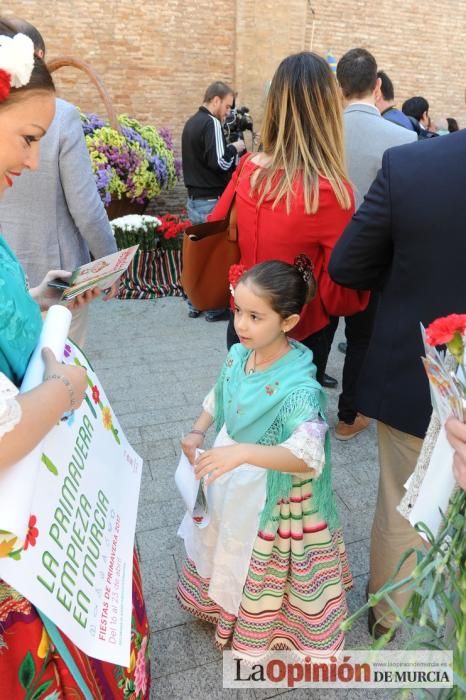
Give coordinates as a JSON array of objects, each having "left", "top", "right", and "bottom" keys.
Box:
[{"left": 177, "top": 257, "right": 352, "bottom": 658}]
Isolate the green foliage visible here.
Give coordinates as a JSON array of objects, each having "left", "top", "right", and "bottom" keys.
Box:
[{"left": 343, "top": 487, "right": 466, "bottom": 699}]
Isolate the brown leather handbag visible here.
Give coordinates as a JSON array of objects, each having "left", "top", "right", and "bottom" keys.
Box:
[{"left": 181, "top": 158, "right": 248, "bottom": 310}]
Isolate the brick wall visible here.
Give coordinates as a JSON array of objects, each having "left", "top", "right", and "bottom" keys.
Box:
[{"left": 5, "top": 2, "right": 466, "bottom": 211}]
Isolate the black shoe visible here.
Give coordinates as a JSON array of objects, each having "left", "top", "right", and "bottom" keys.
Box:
[
  {"left": 367, "top": 606, "right": 396, "bottom": 641},
  {"left": 338, "top": 342, "right": 347, "bottom": 354},
  {"left": 205, "top": 310, "right": 230, "bottom": 322},
  {"left": 322, "top": 373, "right": 338, "bottom": 389},
  {"left": 188, "top": 310, "right": 200, "bottom": 318}
]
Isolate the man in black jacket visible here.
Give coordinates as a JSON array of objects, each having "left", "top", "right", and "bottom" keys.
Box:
[
  {"left": 329, "top": 131, "right": 466, "bottom": 636},
  {"left": 182, "top": 81, "right": 244, "bottom": 321}
]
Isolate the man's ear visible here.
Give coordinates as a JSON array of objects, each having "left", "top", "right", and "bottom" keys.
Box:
[
  {"left": 374, "top": 80, "right": 383, "bottom": 106},
  {"left": 281, "top": 313, "right": 300, "bottom": 334}
]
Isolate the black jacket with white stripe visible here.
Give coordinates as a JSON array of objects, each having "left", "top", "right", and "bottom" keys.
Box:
[{"left": 181, "top": 106, "right": 237, "bottom": 198}]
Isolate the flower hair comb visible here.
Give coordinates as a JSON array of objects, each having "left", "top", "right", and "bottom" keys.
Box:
[{"left": 0, "top": 33, "right": 35, "bottom": 102}]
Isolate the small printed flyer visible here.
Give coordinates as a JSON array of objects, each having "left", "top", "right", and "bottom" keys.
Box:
[{"left": 0, "top": 339, "right": 142, "bottom": 667}]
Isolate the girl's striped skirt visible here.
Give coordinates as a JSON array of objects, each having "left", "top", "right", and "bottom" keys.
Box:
[{"left": 177, "top": 476, "right": 352, "bottom": 658}]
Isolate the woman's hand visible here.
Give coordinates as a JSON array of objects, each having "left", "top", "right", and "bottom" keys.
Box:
[
  {"left": 195, "top": 444, "right": 245, "bottom": 485},
  {"left": 102, "top": 280, "right": 119, "bottom": 301},
  {"left": 42, "top": 347, "right": 88, "bottom": 411},
  {"left": 181, "top": 432, "right": 205, "bottom": 465},
  {"left": 445, "top": 416, "right": 466, "bottom": 491},
  {"left": 30, "top": 269, "right": 102, "bottom": 311}
]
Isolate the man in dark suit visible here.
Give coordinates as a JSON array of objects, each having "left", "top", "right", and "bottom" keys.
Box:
[{"left": 328, "top": 131, "right": 466, "bottom": 636}]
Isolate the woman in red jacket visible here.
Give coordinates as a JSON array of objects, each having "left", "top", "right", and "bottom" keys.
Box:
[{"left": 210, "top": 51, "right": 368, "bottom": 383}]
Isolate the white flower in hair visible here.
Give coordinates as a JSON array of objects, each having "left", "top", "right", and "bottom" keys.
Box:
[{"left": 0, "top": 33, "right": 34, "bottom": 88}]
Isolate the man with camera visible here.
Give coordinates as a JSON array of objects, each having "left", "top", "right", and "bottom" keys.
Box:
[{"left": 182, "top": 81, "right": 245, "bottom": 321}]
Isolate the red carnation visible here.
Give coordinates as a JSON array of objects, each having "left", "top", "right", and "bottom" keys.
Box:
[
  {"left": 425, "top": 314, "right": 466, "bottom": 346},
  {"left": 0, "top": 69, "right": 11, "bottom": 102}
]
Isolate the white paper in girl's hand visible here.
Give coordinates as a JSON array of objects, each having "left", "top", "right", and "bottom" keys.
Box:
[{"left": 175, "top": 449, "right": 210, "bottom": 527}]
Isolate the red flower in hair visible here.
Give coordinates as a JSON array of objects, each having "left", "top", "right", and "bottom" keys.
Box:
[
  {"left": 229, "top": 264, "right": 247, "bottom": 288},
  {"left": 0, "top": 69, "right": 11, "bottom": 102},
  {"left": 228, "top": 264, "right": 247, "bottom": 309}
]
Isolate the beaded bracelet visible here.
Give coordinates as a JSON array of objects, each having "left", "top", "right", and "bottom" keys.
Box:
[
  {"left": 189, "top": 429, "right": 206, "bottom": 438},
  {"left": 44, "top": 373, "right": 76, "bottom": 410}
]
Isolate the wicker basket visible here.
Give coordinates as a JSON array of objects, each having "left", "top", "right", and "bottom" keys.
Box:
[{"left": 47, "top": 56, "right": 148, "bottom": 218}]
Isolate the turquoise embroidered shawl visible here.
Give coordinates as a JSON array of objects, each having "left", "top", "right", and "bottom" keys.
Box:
[
  {"left": 0, "top": 236, "right": 42, "bottom": 385},
  {"left": 213, "top": 340, "right": 340, "bottom": 532}
]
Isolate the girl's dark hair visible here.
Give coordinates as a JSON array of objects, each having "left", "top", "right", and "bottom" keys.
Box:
[
  {"left": 240, "top": 255, "right": 316, "bottom": 318},
  {"left": 0, "top": 19, "right": 54, "bottom": 105}
]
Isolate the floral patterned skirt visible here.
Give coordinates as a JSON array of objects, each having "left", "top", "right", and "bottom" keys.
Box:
[
  {"left": 177, "top": 477, "right": 352, "bottom": 659},
  {"left": 0, "top": 550, "right": 150, "bottom": 699}
]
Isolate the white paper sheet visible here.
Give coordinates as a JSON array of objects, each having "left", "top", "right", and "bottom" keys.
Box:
[
  {"left": 0, "top": 305, "right": 71, "bottom": 543},
  {"left": 174, "top": 449, "right": 209, "bottom": 526},
  {"left": 406, "top": 425, "right": 456, "bottom": 541}
]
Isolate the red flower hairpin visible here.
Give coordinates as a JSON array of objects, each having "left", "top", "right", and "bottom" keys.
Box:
[
  {"left": 228, "top": 264, "right": 247, "bottom": 308},
  {"left": 0, "top": 69, "right": 11, "bottom": 102}
]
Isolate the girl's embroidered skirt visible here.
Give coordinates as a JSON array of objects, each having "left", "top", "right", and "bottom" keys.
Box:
[{"left": 177, "top": 476, "right": 352, "bottom": 658}]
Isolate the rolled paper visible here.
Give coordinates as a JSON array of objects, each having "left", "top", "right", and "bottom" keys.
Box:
[
  {"left": 0, "top": 305, "right": 72, "bottom": 545},
  {"left": 21, "top": 304, "right": 72, "bottom": 392}
]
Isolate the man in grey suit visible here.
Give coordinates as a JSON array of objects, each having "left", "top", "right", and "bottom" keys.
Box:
[
  {"left": 0, "top": 18, "right": 117, "bottom": 347},
  {"left": 330, "top": 48, "right": 417, "bottom": 443}
]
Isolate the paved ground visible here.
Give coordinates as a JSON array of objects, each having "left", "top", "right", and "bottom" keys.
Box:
[{"left": 86, "top": 297, "right": 398, "bottom": 699}]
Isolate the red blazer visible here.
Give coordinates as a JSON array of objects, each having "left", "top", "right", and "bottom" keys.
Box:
[{"left": 209, "top": 156, "right": 369, "bottom": 340}]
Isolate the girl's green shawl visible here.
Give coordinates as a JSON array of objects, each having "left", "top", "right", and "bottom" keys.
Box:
[{"left": 213, "top": 340, "right": 340, "bottom": 532}]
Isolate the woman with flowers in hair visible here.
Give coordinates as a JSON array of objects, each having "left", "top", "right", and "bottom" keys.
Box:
[
  {"left": 0, "top": 20, "right": 150, "bottom": 698},
  {"left": 177, "top": 257, "right": 352, "bottom": 658},
  {"left": 209, "top": 51, "right": 369, "bottom": 385}
]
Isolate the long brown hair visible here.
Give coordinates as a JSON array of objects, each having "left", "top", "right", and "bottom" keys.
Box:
[{"left": 253, "top": 51, "right": 351, "bottom": 214}]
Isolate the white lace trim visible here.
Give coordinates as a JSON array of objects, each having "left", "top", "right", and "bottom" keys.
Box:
[
  {"left": 0, "top": 373, "right": 21, "bottom": 439},
  {"left": 282, "top": 419, "right": 328, "bottom": 475},
  {"left": 202, "top": 388, "right": 215, "bottom": 417}
]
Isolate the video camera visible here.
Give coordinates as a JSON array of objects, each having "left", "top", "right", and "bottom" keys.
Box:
[{"left": 223, "top": 103, "right": 254, "bottom": 145}]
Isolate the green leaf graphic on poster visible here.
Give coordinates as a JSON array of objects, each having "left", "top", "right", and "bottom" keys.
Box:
[{"left": 41, "top": 453, "right": 58, "bottom": 476}]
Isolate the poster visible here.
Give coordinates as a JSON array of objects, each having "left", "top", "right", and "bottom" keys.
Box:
[{"left": 0, "top": 336, "right": 142, "bottom": 666}]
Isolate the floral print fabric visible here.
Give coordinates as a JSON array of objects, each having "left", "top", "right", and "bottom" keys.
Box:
[{"left": 0, "top": 550, "right": 150, "bottom": 698}]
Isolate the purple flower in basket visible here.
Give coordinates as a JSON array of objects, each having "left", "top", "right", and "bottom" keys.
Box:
[
  {"left": 159, "top": 127, "right": 174, "bottom": 151},
  {"left": 82, "top": 112, "right": 107, "bottom": 135},
  {"left": 81, "top": 110, "right": 179, "bottom": 204}
]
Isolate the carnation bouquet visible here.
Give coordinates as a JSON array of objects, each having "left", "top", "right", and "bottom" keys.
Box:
[
  {"left": 110, "top": 213, "right": 190, "bottom": 251},
  {"left": 81, "top": 112, "right": 181, "bottom": 205},
  {"left": 342, "top": 314, "right": 466, "bottom": 698}
]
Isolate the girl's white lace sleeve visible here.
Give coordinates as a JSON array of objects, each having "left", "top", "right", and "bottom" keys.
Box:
[
  {"left": 281, "top": 419, "right": 328, "bottom": 475},
  {"left": 202, "top": 388, "right": 215, "bottom": 417},
  {"left": 0, "top": 373, "right": 22, "bottom": 440}
]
